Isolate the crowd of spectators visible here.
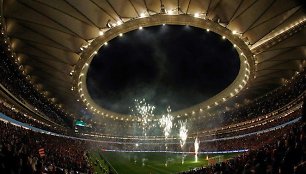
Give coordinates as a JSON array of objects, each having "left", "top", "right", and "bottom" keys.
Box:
[
  {"left": 198, "top": 120, "right": 301, "bottom": 152},
  {"left": 0, "top": 120, "right": 92, "bottom": 174},
  {"left": 1, "top": 107, "right": 305, "bottom": 174},
  {"left": 0, "top": 42, "right": 73, "bottom": 128},
  {"left": 210, "top": 108, "right": 303, "bottom": 139}
]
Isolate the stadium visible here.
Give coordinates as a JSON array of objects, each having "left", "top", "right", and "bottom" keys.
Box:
[{"left": 0, "top": 0, "right": 306, "bottom": 173}]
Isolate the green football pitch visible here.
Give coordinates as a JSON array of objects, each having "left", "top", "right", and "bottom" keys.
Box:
[{"left": 89, "top": 151, "right": 242, "bottom": 174}]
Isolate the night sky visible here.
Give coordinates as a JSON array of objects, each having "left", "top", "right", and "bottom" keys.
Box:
[{"left": 87, "top": 25, "right": 240, "bottom": 114}]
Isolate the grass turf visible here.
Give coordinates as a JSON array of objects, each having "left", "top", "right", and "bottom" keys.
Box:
[{"left": 89, "top": 151, "right": 241, "bottom": 174}]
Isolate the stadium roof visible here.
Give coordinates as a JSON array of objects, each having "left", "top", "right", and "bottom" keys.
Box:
[{"left": 2, "top": 0, "right": 306, "bottom": 120}]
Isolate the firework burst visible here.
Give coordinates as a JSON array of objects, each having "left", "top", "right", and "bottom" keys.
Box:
[{"left": 131, "top": 99, "right": 156, "bottom": 137}]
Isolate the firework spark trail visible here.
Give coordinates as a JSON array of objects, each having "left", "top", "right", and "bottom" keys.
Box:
[
  {"left": 159, "top": 106, "right": 173, "bottom": 141},
  {"left": 179, "top": 120, "right": 188, "bottom": 148},
  {"left": 159, "top": 106, "right": 173, "bottom": 165},
  {"left": 178, "top": 120, "right": 188, "bottom": 164},
  {"left": 194, "top": 137, "right": 200, "bottom": 162}
]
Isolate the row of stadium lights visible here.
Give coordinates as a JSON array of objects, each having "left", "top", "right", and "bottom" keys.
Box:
[
  {"left": 74, "top": 12, "right": 255, "bottom": 122},
  {"left": 74, "top": 14, "right": 304, "bottom": 122},
  {"left": 0, "top": 11, "right": 303, "bottom": 121}
]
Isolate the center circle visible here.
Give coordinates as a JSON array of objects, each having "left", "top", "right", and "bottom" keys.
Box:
[{"left": 87, "top": 25, "right": 240, "bottom": 115}]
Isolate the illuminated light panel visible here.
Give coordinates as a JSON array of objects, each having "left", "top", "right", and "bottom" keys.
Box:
[
  {"left": 140, "top": 13, "right": 146, "bottom": 18},
  {"left": 168, "top": 10, "right": 174, "bottom": 15},
  {"left": 194, "top": 13, "right": 200, "bottom": 18},
  {"left": 99, "top": 31, "right": 104, "bottom": 36},
  {"left": 119, "top": 33, "right": 123, "bottom": 37},
  {"left": 117, "top": 21, "right": 122, "bottom": 26},
  {"left": 139, "top": 26, "right": 143, "bottom": 30}
]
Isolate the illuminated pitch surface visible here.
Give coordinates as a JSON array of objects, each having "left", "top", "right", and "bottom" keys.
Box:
[
  {"left": 87, "top": 25, "right": 240, "bottom": 114},
  {"left": 89, "top": 151, "right": 242, "bottom": 174}
]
